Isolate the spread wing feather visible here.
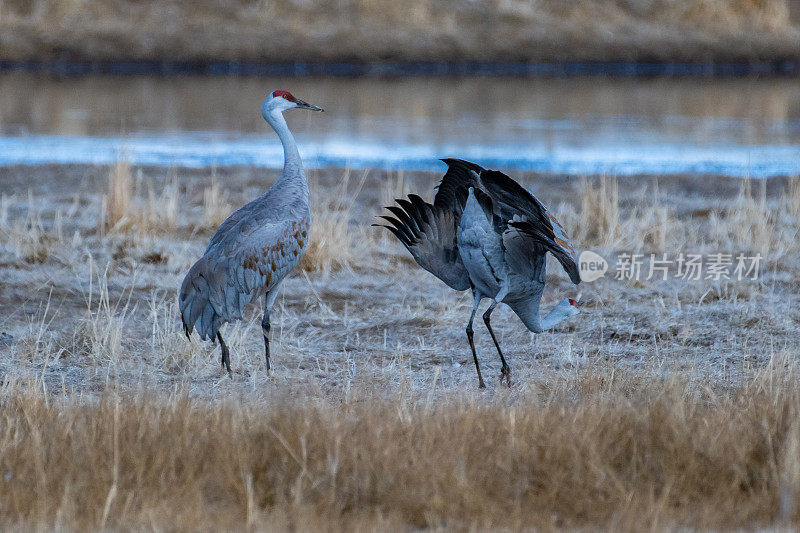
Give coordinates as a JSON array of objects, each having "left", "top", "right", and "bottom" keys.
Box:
[
  {"left": 502, "top": 223, "right": 547, "bottom": 284},
  {"left": 506, "top": 218, "right": 580, "bottom": 284},
  {"left": 479, "top": 169, "right": 579, "bottom": 284},
  {"left": 435, "top": 161, "right": 579, "bottom": 284},
  {"left": 479, "top": 169, "right": 553, "bottom": 229},
  {"left": 434, "top": 158, "right": 484, "bottom": 213}
]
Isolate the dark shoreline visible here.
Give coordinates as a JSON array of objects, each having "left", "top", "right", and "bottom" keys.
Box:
[{"left": 2, "top": 59, "right": 799, "bottom": 78}]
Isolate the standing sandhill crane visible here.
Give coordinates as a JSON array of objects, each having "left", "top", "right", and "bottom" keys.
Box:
[
  {"left": 179, "top": 90, "right": 323, "bottom": 375},
  {"left": 376, "top": 159, "right": 581, "bottom": 388}
]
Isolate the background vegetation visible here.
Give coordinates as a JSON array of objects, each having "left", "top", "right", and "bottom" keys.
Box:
[{"left": 0, "top": 0, "right": 798, "bottom": 63}]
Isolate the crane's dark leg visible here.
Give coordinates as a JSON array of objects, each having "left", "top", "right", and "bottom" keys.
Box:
[
  {"left": 217, "top": 331, "right": 232, "bottom": 376},
  {"left": 483, "top": 302, "right": 511, "bottom": 387},
  {"left": 466, "top": 289, "right": 485, "bottom": 389},
  {"left": 261, "top": 308, "right": 271, "bottom": 375}
]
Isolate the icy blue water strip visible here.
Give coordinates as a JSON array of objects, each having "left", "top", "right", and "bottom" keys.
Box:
[{"left": 0, "top": 135, "right": 799, "bottom": 177}]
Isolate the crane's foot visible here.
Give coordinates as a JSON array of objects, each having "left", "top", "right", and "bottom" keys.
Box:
[
  {"left": 478, "top": 378, "right": 486, "bottom": 389},
  {"left": 500, "top": 365, "right": 512, "bottom": 388}
]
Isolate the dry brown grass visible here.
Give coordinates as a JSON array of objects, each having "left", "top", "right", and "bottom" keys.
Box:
[
  {"left": 3, "top": 357, "right": 800, "bottom": 530},
  {"left": 101, "top": 159, "right": 132, "bottom": 233},
  {"left": 0, "top": 0, "right": 797, "bottom": 63},
  {"left": 713, "top": 178, "right": 776, "bottom": 254},
  {"left": 707, "top": 177, "right": 800, "bottom": 260},
  {"left": 0, "top": 191, "right": 63, "bottom": 263},
  {"left": 556, "top": 174, "right": 800, "bottom": 260},
  {"left": 100, "top": 162, "right": 180, "bottom": 236},
  {"left": 557, "top": 176, "right": 674, "bottom": 252},
  {"left": 783, "top": 175, "right": 800, "bottom": 218},
  {"left": 299, "top": 169, "right": 368, "bottom": 274},
  {"left": 201, "top": 171, "right": 233, "bottom": 230}
]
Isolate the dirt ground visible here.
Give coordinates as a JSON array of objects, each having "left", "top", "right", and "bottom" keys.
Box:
[{"left": 0, "top": 163, "right": 797, "bottom": 402}]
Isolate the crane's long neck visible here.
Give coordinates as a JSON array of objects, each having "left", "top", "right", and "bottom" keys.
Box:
[
  {"left": 540, "top": 305, "right": 571, "bottom": 330},
  {"left": 266, "top": 108, "right": 304, "bottom": 184},
  {"left": 506, "top": 294, "right": 573, "bottom": 333}
]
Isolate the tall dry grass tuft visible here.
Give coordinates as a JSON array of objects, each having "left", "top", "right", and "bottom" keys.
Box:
[
  {"left": 140, "top": 170, "right": 179, "bottom": 233},
  {"left": 784, "top": 176, "right": 800, "bottom": 218},
  {"left": 201, "top": 172, "right": 232, "bottom": 230},
  {"left": 379, "top": 169, "right": 411, "bottom": 209},
  {"left": 3, "top": 357, "right": 800, "bottom": 530},
  {"left": 0, "top": 192, "right": 63, "bottom": 263},
  {"left": 299, "top": 169, "right": 367, "bottom": 274},
  {"left": 711, "top": 178, "right": 776, "bottom": 255},
  {"left": 629, "top": 183, "right": 673, "bottom": 252},
  {"left": 558, "top": 176, "right": 672, "bottom": 252},
  {"left": 576, "top": 175, "right": 621, "bottom": 247},
  {"left": 100, "top": 162, "right": 180, "bottom": 236},
  {"left": 101, "top": 159, "right": 133, "bottom": 233},
  {"left": 68, "top": 262, "right": 134, "bottom": 365}
]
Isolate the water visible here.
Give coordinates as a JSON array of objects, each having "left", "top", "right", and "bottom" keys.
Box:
[{"left": 2, "top": 73, "right": 800, "bottom": 176}]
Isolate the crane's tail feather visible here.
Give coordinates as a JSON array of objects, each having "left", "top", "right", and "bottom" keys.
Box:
[
  {"left": 179, "top": 258, "right": 228, "bottom": 342},
  {"left": 384, "top": 207, "right": 419, "bottom": 240}
]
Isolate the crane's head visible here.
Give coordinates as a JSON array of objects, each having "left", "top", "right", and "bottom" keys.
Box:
[
  {"left": 557, "top": 298, "right": 581, "bottom": 319},
  {"left": 558, "top": 295, "right": 592, "bottom": 319},
  {"left": 262, "top": 90, "right": 324, "bottom": 118}
]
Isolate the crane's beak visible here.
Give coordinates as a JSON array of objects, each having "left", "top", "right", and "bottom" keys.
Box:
[
  {"left": 295, "top": 99, "right": 324, "bottom": 112},
  {"left": 572, "top": 292, "right": 594, "bottom": 307}
]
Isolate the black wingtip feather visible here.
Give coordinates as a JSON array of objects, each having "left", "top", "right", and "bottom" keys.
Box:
[
  {"left": 378, "top": 215, "right": 414, "bottom": 243},
  {"left": 434, "top": 159, "right": 484, "bottom": 212},
  {"left": 395, "top": 199, "right": 422, "bottom": 234},
  {"left": 386, "top": 205, "right": 420, "bottom": 238},
  {"left": 480, "top": 169, "right": 554, "bottom": 235},
  {"left": 407, "top": 194, "right": 432, "bottom": 224},
  {"left": 375, "top": 224, "right": 412, "bottom": 248}
]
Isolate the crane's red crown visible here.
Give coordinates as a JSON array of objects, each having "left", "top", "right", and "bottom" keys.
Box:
[
  {"left": 272, "top": 90, "right": 296, "bottom": 102},
  {"left": 568, "top": 298, "right": 578, "bottom": 306}
]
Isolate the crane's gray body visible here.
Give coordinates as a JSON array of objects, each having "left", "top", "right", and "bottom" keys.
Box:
[
  {"left": 179, "top": 94, "right": 313, "bottom": 343},
  {"left": 458, "top": 190, "right": 548, "bottom": 332},
  {"left": 180, "top": 175, "right": 309, "bottom": 341}
]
